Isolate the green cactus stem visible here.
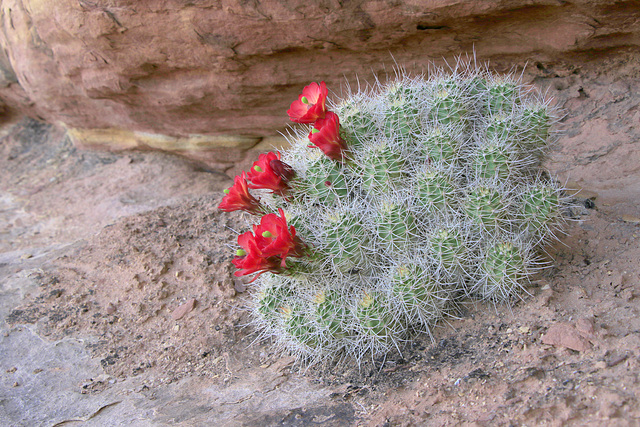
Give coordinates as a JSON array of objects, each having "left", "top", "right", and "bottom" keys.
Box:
[
  {"left": 476, "top": 241, "right": 527, "bottom": 302},
  {"left": 430, "top": 86, "right": 468, "bottom": 126},
  {"left": 297, "top": 155, "right": 350, "bottom": 203},
  {"left": 337, "top": 99, "right": 378, "bottom": 149},
  {"left": 375, "top": 201, "right": 416, "bottom": 250},
  {"left": 314, "top": 289, "right": 348, "bottom": 339},
  {"left": 473, "top": 141, "right": 515, "bottom": 180},
  {"left": 389, "top": 264, "right": 449, "bottom": 326},
  {"left": 429, "top": 227, "right": 467, "bottom": 272},
  {"left": 521, "top": 183, "right": 561, "bottom": 240},
  {"left": 322, "top": 210, "right": 370, "bottom": 273},
  {"left": 414, "top": 168, "right": 458, "bottom": 214},
  {"left": 487, "top": 81, "right": 520, "bottom": 114},
  {"left": 355, "top": 291, "right": 401, "bottom": 343},
  {"left": 519, "top": 104, "right": 552, "bottom": 150},
  {"left": 466, "top": 185, "right": 508, "bottom": 230},
  {"left": 360, "top": 141, "right": 405, "bottom": 195},
  {"left": 281, "top": 304, "right": 320, "bottom": 349},
  {"left": 421, "top": 127, "right": 463, "bottom": 165}
]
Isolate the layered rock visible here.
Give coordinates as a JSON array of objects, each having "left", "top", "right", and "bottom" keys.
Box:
[{"left": 0, "top": 0, "right": 638, "bottom": 162}]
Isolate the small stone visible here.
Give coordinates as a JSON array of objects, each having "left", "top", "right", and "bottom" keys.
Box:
[
  {"left": 171, "top": 298, "right": 196, "bottom": 320},
  {"left": 234, "top": 279, "right": 247, "bottom": 294},
  {"left": 12, "top": 382, "right": 19, "bottom": 387},
  {"left": 604, "top": 350, "right": 629, "bottom": 367},
  {"left": 95, "top": 374, "right": 112, "bottom": 383},
  {"left": 575, "top": 318, "right": 595, "bottom": 338},
  {"left": 594, "top": 361, "right": 607, "bottom": 370},
  {"left": 542, "top": 322, "right": 591, "bottom": 352},
  {"left": 620, "top": 288, "right": 634, "bottom": 301},
  {"left": 106, "top": 303, "right": 117, "bottom": 315},
  {"left": 518, "top": 326, "right": 531, "bottom": 334},
  {"left": 6, "top": 367, "right": 17, "bottom": 373},
  {"left": 20, "top": 253, "right": 32, "bottom": 260},
  {"left": 621, "top": 214, "right": 640, "bottom": 224}
]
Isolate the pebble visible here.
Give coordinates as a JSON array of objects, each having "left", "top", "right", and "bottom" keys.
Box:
[
  {"left": 621, "top": 214, "right": 640, "bottom": 224},
  {"left": 234, "top": 279, "right": 247, "bottom": 293},
  {"left": 171, "top": 298, "right": 196, "bottom": 320},
  {"left": 594, "top": 361, "right": 607, "bottom": 370},
  {"left": 106, "top": 303, "right": 117, "bottom": 315},
  {"left": 575, "top": 318, "right": 595, "bottom": 338},
  {"left": 542, "top": 322, "right": 592, "bottom": 352}
]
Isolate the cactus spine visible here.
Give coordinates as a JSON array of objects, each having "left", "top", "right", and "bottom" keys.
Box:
[{"left": 224, "top": 63, "right": 567, "bottom": 365}]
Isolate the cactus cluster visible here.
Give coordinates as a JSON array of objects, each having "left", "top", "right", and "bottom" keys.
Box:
[{"left": 219, "top": 65, "right": 567, "bottom": 364}]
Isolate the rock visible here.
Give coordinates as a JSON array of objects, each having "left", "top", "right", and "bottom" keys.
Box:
[
  {"left": 233, "top": 279, "right": 247, "bottom": 294},
  {"left": 575, "top": 318, "right": 595, "bottom": 339},
  {"left": 542, "top": 322, "right": 592, "bottom": 352},
  {"left": 106, "top": 303, "right": 117, "bottom": 315},
  {"left": 0, "top": 0, "right": 638, "bottom": 163},
  {"left": 621, "top": 214, "right": 640, "bottom": 224},
  {"left": 171, "top": 298, "right": 196, "bottom": 321}
]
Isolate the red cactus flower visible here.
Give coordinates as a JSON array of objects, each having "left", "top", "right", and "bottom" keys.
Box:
[
  {"left": 218, "top": 171, "right": 263, "bottom": 215},
  {"left": 232, "top": 231, "right": 282, "bottom": 281},
  {"left": 287, "top": 82, "right": 328, "bottom": 123},
  {"left": 308, "top": 111, "right": 349, "bottom": 161},
  {"left": 253, "top": 208, "right": 305, "bottom": 267},
  {"left": 247, "top": 152, "right": 295, "bottom": 195}
]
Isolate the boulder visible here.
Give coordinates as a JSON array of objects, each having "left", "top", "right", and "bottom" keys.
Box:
[{"left": 0, "top": 0, "right": 638, "bottom": 161}]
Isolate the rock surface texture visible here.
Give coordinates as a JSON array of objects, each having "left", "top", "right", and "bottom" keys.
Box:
[{"left": 0, "top": 0, "right": 639, "bottom": 159}]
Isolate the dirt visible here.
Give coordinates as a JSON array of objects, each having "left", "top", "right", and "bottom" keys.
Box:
[{"left": 1, "top": 51, "right": 640, "bottom": 426}]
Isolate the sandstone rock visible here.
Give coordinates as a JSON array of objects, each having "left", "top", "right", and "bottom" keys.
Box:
[
  {"left": 0, "top": 0, "right": 638, "bottom": 159},
  {"left": 171, "top": 298, "right": 196, "bottom": 321},
  {"left": 542, "top": 322, "right": 592, "bottom": 352}
]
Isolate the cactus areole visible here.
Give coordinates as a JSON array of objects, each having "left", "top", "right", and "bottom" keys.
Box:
[{"left": 218, "top": 64, "right": 567, "bottom": 364}]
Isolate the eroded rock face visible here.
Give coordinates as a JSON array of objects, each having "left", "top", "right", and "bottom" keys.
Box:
[{"left": 0, "top": 0, "right": 638, "bottom": 154}]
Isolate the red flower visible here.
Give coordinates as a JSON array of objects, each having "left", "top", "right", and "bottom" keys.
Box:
[
  {"left": 232, "top": 231, "right": 282, "bottom": 281},
  {"left": 231, "top": 209, "right": 307, "bottom": 281},
  {"left": 287, "top": 82, "right": 328, "bottom": 123},
  {"left": 308, "top": 111, "right": 349, "bottom": 161},
  {"left": 253, "top": 208, "right": 305, "bottom": 267},
  {"left": 218, "top": 171, "right": 263, "bottom": 215},
  {"left": 247, "top": 152, "right": 295, "bottom": 195}
]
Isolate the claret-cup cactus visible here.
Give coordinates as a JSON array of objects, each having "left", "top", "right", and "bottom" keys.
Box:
[{"left": 218, "top": 63, "right": 567, "bottom": 364}]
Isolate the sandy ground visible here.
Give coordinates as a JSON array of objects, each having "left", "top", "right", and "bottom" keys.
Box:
[{"left": 1, "top": 51, "right": 639, "bottom": 426}]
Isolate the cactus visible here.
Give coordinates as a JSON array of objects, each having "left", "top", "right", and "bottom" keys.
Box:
[
  {"left": 473, "top": 240, "right": 529, "bottom": 303},
  {"left": 219, "top": 63, "right": 568, "bottom": 365}
]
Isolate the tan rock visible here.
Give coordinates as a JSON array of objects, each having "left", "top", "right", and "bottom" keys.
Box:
[
  {"left": 171, "top": 298, "right": 197, "bottom": 321},
  {"left": 542, "top": 322, "right": 592, "bottom": 352},
  {"left": 67, "top": 127, "right": 260, "bottom": 151},
  {"left": 621, "top": 214, "right": 640, "bottom": 224}
]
